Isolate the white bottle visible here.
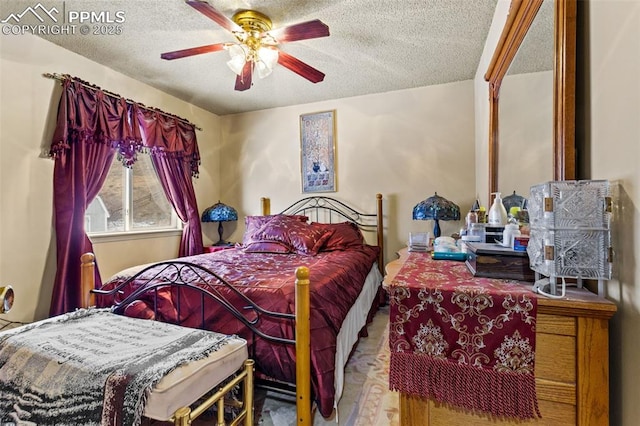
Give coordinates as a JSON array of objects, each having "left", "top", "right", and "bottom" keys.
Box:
[
  {"left": 488, "top": 192, "right": 508, "bottom": 226},
  {"left": 502, "top": 223, "right": 521, "bottom": 248}
]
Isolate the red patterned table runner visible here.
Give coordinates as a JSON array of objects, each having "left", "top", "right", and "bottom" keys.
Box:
[{"left": 388, "top": 252, "right": 540, "bottom": 419}]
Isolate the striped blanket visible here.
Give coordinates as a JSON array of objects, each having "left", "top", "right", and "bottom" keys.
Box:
[{"left": 0, "top": 308, "right": 233, "bottom": 426}]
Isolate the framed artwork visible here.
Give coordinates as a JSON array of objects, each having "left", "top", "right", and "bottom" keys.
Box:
[{"left": 300, "top": 110, "right": 336, "bottom": 193}]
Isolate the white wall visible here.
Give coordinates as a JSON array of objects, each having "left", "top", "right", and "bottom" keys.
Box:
[
  {"left": 0, "top": 34, "right": 221, "bottom": 322},
  {"left": 475, "top": 0, "right": 511, "bottom": 207},
  {"left": 583, "top": 0, "right": 640, "bottom": 424},
  {"left": 499, "top": 70, "right": 553, "bottom": 196},
  {"left": 219, "top": 82, "right": 477, "bottom": 265}
]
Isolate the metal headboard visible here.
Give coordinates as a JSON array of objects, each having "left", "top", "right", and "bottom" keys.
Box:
[{"left": 262, "top": 194, "right": 384, "bottom": 273}]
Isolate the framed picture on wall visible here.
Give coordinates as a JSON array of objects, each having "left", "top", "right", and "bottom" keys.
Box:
[{"left": 300, "top": 110, "right": 336, "bottom": 193}]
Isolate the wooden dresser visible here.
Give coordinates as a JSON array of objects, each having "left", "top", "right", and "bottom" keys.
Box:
[{"left": 384, "top": 248, "right": 617, "bottom": 426}]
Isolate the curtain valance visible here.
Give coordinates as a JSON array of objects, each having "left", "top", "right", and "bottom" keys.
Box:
[{"left": 49, "top": 77, "right": 200, "bottom": 177}]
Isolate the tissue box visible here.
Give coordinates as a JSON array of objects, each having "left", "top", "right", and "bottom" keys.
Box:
[
  {"left": 513, "top": 235, "right": 530, "bottom": 252},
  {"left": 465, "top": 242, "right": 535, "bottom": 282}
]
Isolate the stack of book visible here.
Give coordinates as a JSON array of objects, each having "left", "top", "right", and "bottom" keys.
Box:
[{"left": 408, "top": 232, "right": 431, "bottom": 252}]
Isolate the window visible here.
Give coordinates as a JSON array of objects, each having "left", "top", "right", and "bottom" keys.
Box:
[{"left": 86, "top": 154, "right": 180, "bottom": 234}]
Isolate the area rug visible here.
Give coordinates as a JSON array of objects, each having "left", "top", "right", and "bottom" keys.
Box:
[{"left": 255, "top": 305, "right": 399, "bottom": 426}]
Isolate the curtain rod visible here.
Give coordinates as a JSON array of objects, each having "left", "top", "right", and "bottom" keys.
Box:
[{"left": 43, "top": 73, "right": 202, "bottom": 131}]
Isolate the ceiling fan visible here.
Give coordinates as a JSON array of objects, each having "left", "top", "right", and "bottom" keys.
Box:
[{"left": 160, "top": 0, "right": 330, "bottom": 91}]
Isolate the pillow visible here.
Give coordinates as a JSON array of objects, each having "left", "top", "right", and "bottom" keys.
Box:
[
  {"left": 241, "top": 214, "right": 308, "bottom": 246},
  {"left": 242, "top": 240, "right": 292, "bottom": 254},
  {"left": 310, "top": 221, "right": 365, "bottom": 251},
  {"left": 124, "top": 286, "right": 178, "bottom": 322},
  {"left": 123, "top": 300, "right": 156, "bottom": 320},
  {"left": 256, "top": 215, "right": 333, "bottom": 256}
]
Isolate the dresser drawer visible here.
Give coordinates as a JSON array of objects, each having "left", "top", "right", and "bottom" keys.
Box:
[
  {"left": 535, "top": 314, "right": 577, "bottom": 385},
  {"left": 534, "top": 312, "right": 577, "bottom": 410},
  {"left": 403, "top": 394, "right": 576, "bottom": 425},
  {"left": 537, "top": 313, "right": 576, "bottom": 336}
]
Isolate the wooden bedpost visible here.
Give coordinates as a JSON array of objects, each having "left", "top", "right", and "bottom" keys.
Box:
[
  {"left": 261, "top": 197, "right": 271, "bottom": 215},
  {"left": 80, "top": 252, "right": 96, "bottom": 308},
  {"left": 376, "top": 193, "right": 384, "bottom": 274},
  {"left": 295, "top": 266, "right": 311, "bottom": 425}
]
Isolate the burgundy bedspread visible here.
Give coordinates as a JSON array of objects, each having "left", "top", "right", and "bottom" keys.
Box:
[{"left": 97, "top": 245, "right": 380, "bottom": 418}]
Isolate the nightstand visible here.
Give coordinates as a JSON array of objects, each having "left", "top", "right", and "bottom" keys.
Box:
[{"left": 382, "top": 247, "right": 409, "bottom": 290}]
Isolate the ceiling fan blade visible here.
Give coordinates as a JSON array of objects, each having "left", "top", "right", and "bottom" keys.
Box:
[
  {"left": 277, "top": 51, "right": 325, "bottom": 83},
  {"left": 161, "top": 43, "right": 227, "bottom": 60},
  {"left": 265, "top": 19, "right": 329, "bottom": 43},
  {"left": 186, "top": 0, "right": 242, "bottom": 33},
  {"left": 234, "top": 62, "right": 253, "bottom": 91}
]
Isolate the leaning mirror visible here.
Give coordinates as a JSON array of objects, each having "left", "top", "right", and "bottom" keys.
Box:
[
  {"left": 499, "top": 0, "right": 554, "bottom": 197},
  {"left": 485, "top": 0, "right": 576, "bottom": 202}
]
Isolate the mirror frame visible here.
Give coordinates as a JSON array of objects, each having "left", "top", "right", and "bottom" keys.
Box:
[{"left": 484, "top": 0, "right": 576, "bottom": 201}]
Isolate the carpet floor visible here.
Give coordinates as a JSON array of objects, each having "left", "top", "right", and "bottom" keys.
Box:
[{"left": 254, "top": 305, "right": 399, "bottom": 426}]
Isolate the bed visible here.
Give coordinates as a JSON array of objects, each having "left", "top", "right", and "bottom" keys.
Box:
[{"left": 89, "top": 194, "right": 385, "bottom": 421}]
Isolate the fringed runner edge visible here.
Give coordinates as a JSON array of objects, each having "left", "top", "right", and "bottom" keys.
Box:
[{"left": 389, "top": 351, "right": 541, "bottom": 420}]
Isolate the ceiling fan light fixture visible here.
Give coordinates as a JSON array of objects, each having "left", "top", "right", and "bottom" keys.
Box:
[
  {"left": 226, "top": 44, "right": 248, "bottom": 75},
  {"left": 256, "top": 47, "right": 279, "bottom": 79},
  {"left": 256, "top": 61, "right": 272, "bottom": 79},
  {"left": 258, "top": 47, "right": 278, "bottom": 66},
  {"left": 161, "top": 3, "right": 329, "bottom": 91}
]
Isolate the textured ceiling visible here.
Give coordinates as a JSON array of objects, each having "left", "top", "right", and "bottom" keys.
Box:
[
  {"left": 1, "top": 0, "right": 552, "bottom": 116},
  {"left": 508, "top": 0, "right": 553, "bottom": 75}
]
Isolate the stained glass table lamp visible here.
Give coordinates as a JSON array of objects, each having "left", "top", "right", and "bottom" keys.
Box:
[
  {"left": 412, "top": 193, "right": 460, "bottom": 238},
  {"left": 201, "top": 201, "right": 238, "bottom": 246}
]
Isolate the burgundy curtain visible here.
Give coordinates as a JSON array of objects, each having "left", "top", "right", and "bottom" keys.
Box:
[
  {"left": 136, "top": 106, "right": 203, "bottom": 256},
  {"left": 49, "top": 77, "right": 202, "bottom": 316}
]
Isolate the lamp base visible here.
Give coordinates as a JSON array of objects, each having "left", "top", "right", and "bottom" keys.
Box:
[
  {"left": 433, "top": 220, "right": 441, "bottom": 238},
  {"left": 213, "top": 221, "right": 233, "bottom": 247}
]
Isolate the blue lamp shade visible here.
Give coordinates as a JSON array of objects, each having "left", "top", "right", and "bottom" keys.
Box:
[
  {"left": 412, "top": 193, "right": 460, "bottom": 238},
  {"left": 201, "top": 201, "right": 238, "bottom": 246}
]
